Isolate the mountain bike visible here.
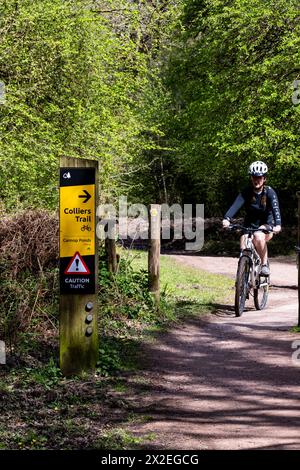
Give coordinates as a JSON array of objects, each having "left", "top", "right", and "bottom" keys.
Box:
[{"left": 229, "top": 224, "right": 273, "bottom": 317}]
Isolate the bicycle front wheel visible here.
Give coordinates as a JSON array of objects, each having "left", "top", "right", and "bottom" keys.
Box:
[
  {"left": 235, "top": 256, "right": 250, "bottom": 317},
  {"left": 254, "top": 277, "right": 269, "bottom": 310}
]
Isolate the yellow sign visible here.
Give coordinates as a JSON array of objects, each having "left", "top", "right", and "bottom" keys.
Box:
[{"left": 60, "top": 184, "right": 95, "bottom": 257}]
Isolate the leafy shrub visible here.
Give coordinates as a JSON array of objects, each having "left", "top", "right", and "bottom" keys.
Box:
[
  {"left": 99, "top": 254, "right": 154, "bottom": 322},
  {"left": 24, "top": 357, "right": 62, "bottom": 389}
]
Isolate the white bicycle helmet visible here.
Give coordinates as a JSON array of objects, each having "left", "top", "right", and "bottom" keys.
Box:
[{"left": 248, "top": 161, "right": 268, "bottom": 177}]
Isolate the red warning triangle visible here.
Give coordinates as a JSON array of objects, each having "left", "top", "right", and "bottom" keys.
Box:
[{"left": 64, "top": 252, "right": 90, "bottom": 275}]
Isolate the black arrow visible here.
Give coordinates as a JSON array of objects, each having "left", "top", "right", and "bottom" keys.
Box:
[{"left": 79, "top": 190, "right": 91, "bottom": 203}]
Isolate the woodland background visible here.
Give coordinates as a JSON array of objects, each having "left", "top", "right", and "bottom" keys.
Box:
[{"left": 1, "top": 0, "right": 299, "bottom": 221}]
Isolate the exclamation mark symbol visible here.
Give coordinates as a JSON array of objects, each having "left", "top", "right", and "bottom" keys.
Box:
[{"left": 75, "top": 259, "right": 79, "bottom": 271}]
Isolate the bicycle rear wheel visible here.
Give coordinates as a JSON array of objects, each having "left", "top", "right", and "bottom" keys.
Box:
[
  {"left": 235, "top": 256, "right": 250, "bottom": 317},
  {"left": 254, "top": 277, "right": 269, "bottom": 310}
]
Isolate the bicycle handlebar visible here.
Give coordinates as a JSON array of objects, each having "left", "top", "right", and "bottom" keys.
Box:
[{"left": 228, "top": 224, "right": 273, "bottom": 234}]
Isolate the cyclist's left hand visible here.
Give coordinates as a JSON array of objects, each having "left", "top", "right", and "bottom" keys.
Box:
[
  {"left": 222, "top": 219, "right": 230, "bottom": 228},
  {"left": 273, "top": 225, "right": 282, "bottom": 234}
]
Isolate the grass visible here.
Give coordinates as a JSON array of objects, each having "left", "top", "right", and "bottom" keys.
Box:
[
  {"left": 291, "top": 326, "right": 300, "bottom": 333},
  {"left": 94, "top": 428, "right": 156, "bottom": 450},
  {"left": 97, "top": 336, "right": 142, "bottom": 377},
  {"left": 113, "top": 381, "right": 129, "bottom": 393},
  {"left": 124, "top": 249, "right": 234, "bottom": 310}
]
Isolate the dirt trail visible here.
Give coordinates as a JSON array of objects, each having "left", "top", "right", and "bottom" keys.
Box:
[{"left": 128, "top": 255, "right": 300, "bottom": 450}]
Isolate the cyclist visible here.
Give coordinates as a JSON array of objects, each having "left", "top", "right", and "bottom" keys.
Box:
[{"left": 222, "top": 161, "right": 282, "bottom": 276}]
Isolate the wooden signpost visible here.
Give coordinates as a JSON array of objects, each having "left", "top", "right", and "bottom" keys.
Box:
[{"left": 59, "top": 157, "right": 98, "bottom": 376}]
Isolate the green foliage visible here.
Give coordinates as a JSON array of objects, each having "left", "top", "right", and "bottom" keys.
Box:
[
  {"left": 99, "top": 254, "right": 155, "bottom": 321},
  {"left": 16, "top": 431, "right": 48, "bottom": 450},
  {"left": 0, "top": 0, "right": 173, "bottom": 210},
  {"left": 95, "top": 428, "right": 152, "bottom": 450},
  {"left": 97, "top": 336, "right": 140, "bottom": 377},
  {"left": 98, "top": 338, "right": 124, "bottom": 376},
  {"left": 97, "top": 251, "right": 157, "bottom": 376},
  {"left": 154, "top": 0, "right": 300, "bottom": 217},
  {"left": 291, "top": 326, "right": 300, "bottom": 333},
  {"left": 1, "top": 0, "right": 299, "bottom": 219},
  {"left": 24, "top": 357, "right": 62, "bottom": 389}
]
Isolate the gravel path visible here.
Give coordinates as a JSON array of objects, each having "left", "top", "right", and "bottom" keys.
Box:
[{"left": 128, "top": 255, "right": 300, "bottom": 450}]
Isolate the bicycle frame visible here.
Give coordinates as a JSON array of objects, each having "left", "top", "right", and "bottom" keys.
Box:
[
  {"left": 228, "top": 223, "right": 272, "bottom": 315},
  {"left": 241, "top": 235, "right": 263, "bottom": 290}
]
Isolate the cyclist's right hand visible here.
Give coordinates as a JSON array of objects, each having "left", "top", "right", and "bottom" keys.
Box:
[{"left": 222, "top": 218, "right": 230, "bottom": 228}]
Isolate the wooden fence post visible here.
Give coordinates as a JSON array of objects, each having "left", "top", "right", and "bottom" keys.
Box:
[
  {"left": 105, "top": 221, "right": 118, "bottom": 274},
  {"left": 148, "top": 204, "right": 161, "bottom": 306},
  {"left": 59, "top": 157, "right": 99, "bottom": 376}
]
